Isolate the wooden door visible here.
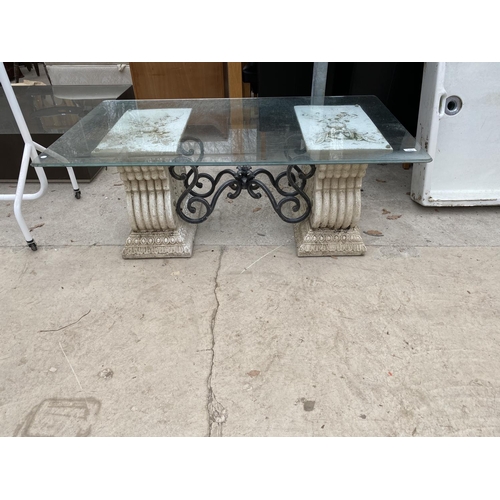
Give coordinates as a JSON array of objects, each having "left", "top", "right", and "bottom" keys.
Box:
[{"left": 130, "top": 62, "right": 226, "bottom": 99}]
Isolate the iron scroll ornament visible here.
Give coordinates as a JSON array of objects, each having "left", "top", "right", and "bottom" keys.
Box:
[{"left": 169, "top": 135, "right": 315, "bottom": 224}]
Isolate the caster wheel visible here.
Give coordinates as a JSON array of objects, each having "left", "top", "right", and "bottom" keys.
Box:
[
  {"left": 28, "top": 241, "right": 38, "bottom": 251},
  {"left": 74, "top": 189, "right": 81, "bottom": 199}
]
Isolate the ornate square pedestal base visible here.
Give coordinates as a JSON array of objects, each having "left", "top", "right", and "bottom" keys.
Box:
[
  {"left": 294, "top": 163, "right": 368, "bottom": 257},
  {"left": 122, "top": 224, "right": 197, "bottom": 259},
  {"left": 294, "top": 220, "right": 366, "bottom": 257},
  {"left": 118, "top": 165, "right": 198, "bottom": 259}
]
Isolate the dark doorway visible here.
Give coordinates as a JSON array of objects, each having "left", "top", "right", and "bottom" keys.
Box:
[{"left": 245, "top": 62, "right": 424, "bottom": 136}]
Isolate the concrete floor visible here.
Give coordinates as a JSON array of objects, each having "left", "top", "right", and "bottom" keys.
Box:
[{"left": 1, "top": 164, "right": 500, "bottom": 436}]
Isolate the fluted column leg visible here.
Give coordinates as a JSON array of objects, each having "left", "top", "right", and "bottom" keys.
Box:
[
  {"left": 118, "top": 166, "right": 197, "bottom": 259},
  {"left": 294, "top": 163, "right": 368, "bottom": 256}
]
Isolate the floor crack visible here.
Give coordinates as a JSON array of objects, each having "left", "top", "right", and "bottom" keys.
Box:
[{"left": 207, "top": 246, "right": 227, "bottom": 437}]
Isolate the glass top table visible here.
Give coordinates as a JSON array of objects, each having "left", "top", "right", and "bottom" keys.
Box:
[
  {"left": 32, "top": 96, "right": 430, "bottom": 168},
  {"left": 31, "top": 96, "right": 431, "bottom": 259}
]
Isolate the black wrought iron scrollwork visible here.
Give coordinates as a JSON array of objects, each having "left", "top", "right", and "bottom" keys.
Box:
[
  {"left": 169, "top": 163, "right": 316, "bottom": 224},
  {"left": 249, "top": 164, "right": 315, "bottom": 223},
  {"left": 176, "top": 136, "right": 205, "bottom": 163},
  {"left": 168, "top": 134, "right": 316, "bottom": 224}
]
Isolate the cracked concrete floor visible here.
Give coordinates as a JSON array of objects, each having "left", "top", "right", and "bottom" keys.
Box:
[{"left": 1, "top": 165, "right": 500, "bottom": 436}]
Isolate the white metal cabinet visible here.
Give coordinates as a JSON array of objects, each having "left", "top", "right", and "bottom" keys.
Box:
[{"left": 411, "top": 62, "right": 500, "bottom": 206}]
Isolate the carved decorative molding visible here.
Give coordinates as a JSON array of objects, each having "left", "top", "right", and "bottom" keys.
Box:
[
  {"left": 295, "top": 163, "right": 368, "bottom": 256},
  {"left": 118, "top": 166, "right": 196, "bottom": 258},
  {"left": 295, "top": 223, "right": 366, "bottom": 256},
  {"left": 122, "top": 228, "right": 196, "bottom": 258}
]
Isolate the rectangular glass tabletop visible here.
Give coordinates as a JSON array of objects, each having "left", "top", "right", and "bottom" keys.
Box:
[{"left": 31, "top": 96, "right": 432, "bottom": 168}]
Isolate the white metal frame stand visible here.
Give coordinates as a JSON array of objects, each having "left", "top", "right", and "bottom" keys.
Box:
[{"left": 0, "top": 62, "right": 81, "bottom": 251}]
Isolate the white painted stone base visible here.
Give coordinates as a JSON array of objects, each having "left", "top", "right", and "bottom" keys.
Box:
[
  {"left": 294, "top": 163, "right": 368, "bottom": 256},
  {"left": 294, "top": 222, "right": 366, "bottom": 256},
  {"left": 122, "top": 225, "right": 197, "bottom": 259},
  {"left": 118, "top": 166, "right": 197, "bottom": 259}
]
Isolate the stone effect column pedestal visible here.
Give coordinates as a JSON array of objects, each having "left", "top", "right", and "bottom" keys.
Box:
[
  {"left": 294, "top": 164, "right": 368, "bottom": 256},
  {"left": 118, "top": 166, "right": 196, "bottom": 259}
]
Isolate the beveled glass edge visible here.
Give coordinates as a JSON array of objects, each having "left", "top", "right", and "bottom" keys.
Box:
[{"left": 32, "top": 153, "right": 432, "bottom": 167}]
